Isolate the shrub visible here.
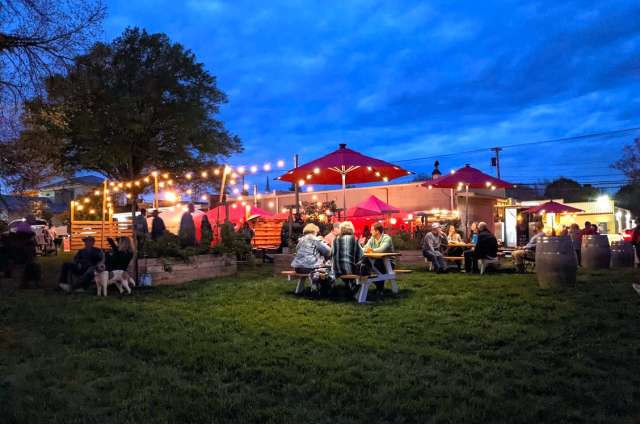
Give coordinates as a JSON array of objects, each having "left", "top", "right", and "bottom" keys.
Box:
[{"left": 392, "top": 231, "right": 419, "bottom": 250}]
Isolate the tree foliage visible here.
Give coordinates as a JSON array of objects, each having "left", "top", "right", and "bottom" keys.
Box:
[
  {"left": 543, "top": 177, "right": 600, "bottom": 202},
  {"left": 1, "top": 27, "right": 241, "bottom": 190},
  {"left": 0, "top": 0, "right": 105, "bottom": 105},
  {"left": 614, "top": 183, "right": 640, "bottom": 218},
  {"left": 612, "top": 138, "right": 640, "bottom": 183}
]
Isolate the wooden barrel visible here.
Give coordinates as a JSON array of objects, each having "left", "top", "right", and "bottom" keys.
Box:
[
  {"left": 272, "top": 253, "right": 295, "bottom": 276},
  {"left": 581, "top": 235, "right": 611, "bottom": 270},
  {"left": 610, "top": 241, "right": 635, "bottom": 268},
  {"left": 535, "top": 236, "right": 577, "bottom": 289}
]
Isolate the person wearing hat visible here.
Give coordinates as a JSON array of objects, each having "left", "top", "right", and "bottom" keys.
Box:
[
  {"left": 58, "top": 236, "right": 104, "bottom": 292},
  {"left": 421, "top": 222, "right": 447, "bottom": 273}
]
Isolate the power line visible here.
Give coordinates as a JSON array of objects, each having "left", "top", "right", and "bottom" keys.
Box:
[{"left": 393, "top": 126, "right": 640, "bottom": 164}]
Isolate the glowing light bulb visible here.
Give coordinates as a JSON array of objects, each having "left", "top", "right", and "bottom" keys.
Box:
[
  {"left": 237, "top": 166, "right": 245, "bottom": 174},
  {"left": 243, "top": 183, "right": 249, "bottom": 190},
  {"left": 151, "top": 171, "right": 158, "bottom": 177},
  {"left": 214, "top": 169, "right": 220, "bottom": 175},
  {"left": 232, "top": 188, "right": 240, "bottom": 194},
  {"left": 277, "top": 160, "right": 285, "bottom": 168},
  {"left": 263, "top": 163, "right": 272, "bottom": 171},
  {"left": 162, "top": 173, "right": 169, "bottom": 179},
  {"left": 250, "top": 165, "right": 258, "bottom": 173},
  {"left": 186, "top": 173, "right": 192, "bottom": 180},
  {"left": 298, "top": 179, "right": 305, "bottom": 186},
  {"left": 306, "top": 186, "right": 313, "bottom": 192},
  {"left": 84, "top": 197, "right": 90, "bottom": 203},
  {"left": 268, "top": 201, "right": 274, "bottom": 208},
  {"left": 144, "top": 177, "right": 150, "bottom": 183},
  {"left": 313, "top": 167, "right": 320, "bottom": 174},
  {"left": 186, "top": 189, "right": 192, "bottom": 195},
  {"left": 201, "top": 195, "right": 208, "bottom": 201},
  {"left": 201, "top": 171, "right": 208, "bottom": 178}
]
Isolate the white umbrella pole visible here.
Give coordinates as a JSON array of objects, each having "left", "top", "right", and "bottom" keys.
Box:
[
  {"left": 465, "top": 184, "right": 470, "bottom": 239},
  {"left": 342, "top": 171, "right": 347, "bottom": 215}
]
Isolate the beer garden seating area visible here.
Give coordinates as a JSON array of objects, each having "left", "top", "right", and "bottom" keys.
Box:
[{"left": 1, "top": 253, "right": 638, "bottom": 423}]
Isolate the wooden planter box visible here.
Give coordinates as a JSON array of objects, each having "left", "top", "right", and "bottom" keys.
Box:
[
  {"left": 397, "top": 249, "right": 424, "bottom": 266},
  {"left": 138, "top": 255, "right": 237, "bottom": 286}
]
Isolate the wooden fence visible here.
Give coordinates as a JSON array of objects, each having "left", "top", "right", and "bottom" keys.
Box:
[{"left": 70, "top": 220, "right": 133, "bottom": 250}]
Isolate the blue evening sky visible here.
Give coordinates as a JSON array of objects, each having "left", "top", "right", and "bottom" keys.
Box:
[{"left": 103, "top": 0, "right": 639, "bottom": 191}]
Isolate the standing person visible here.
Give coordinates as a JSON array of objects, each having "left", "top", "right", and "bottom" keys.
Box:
[
  {"left": 421, "top": 223, "right": 447, "bottom": 273},
  {"left": 150, "top": 210, "right": 166, "bottom": 241},
  {"left": 631, "top": 222, "right": 640, "bottom": 265},
  {"left": 591, "top": 223, "right": 599, "bottom": 234},
  {"left": 512, "top": 223, "right": 545, "bottom": 273},
  {"left": 323, "top": 222, "right": 340, "bottom": 247},
  {"left": 568, "top": 223, "right": 582, "bottom": 265},
  {"left": 48, "top": 222, "right": 59, "bottom": 254},
  {"left": 133, "top": 208, "right": 149, "bottom": 252},
  {"left": 179, "top": 204, "right": 196, "bottom": 247},
  {"left": 58, "top": 236, "right": 104, "bottom": 292},
  {"left": 463, "top": 222, "right": 498, "bottom": 273},
  {"left": 363, "top": 222, "right": 395, "bottom": 295},
  {"left": 581, "top": 221, "right": 595, "bottom": 238}
]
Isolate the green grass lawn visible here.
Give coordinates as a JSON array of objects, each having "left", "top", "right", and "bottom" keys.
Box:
[{"left": 1, "top": 261, "right": 639, "bottom": 423}]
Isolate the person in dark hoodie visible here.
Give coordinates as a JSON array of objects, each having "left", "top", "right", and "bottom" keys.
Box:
[{"left": 463, "top": 222, "right": 498, "bottom": 273}]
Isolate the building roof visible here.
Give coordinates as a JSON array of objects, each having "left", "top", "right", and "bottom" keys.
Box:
[
  {"left": 0, "top": 194, "right": 51, "bottom": 213},
  {"left": 40, "top": 176, "right": 103, "bottom": 190}
]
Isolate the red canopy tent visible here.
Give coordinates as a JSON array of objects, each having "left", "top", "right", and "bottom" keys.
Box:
[
  {"left": 423, "top": 164, "right": 513, "bottom": 235},
  {"left": 346, "top": 195, "right": 402, "bottom": 218},
  {"left": 206, "top": 204, "right": 273, "bottom": 225},
  {"left": 276, "top": 144, "right": 412, "bottom": 210}
]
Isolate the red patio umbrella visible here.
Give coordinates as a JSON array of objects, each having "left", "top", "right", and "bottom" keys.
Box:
[
  {"left": 276, "top": 143, "right": 412, "bottom": 210},
  {"left": 525, "top": 200, "right": 583, "bottom": 233},
  {"left": 347, "top": 195, "right": 401, "bottom": 218},
  {"left": 422, "top": 164, "right": 513, "bottom": 235}
]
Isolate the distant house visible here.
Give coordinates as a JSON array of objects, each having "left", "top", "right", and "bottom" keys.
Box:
[
  {"left": 30, "top": 176, "right": 103, "bottom": 206},
  {"left": 0, "top": 195, "right": 53, "bottom": 222}
]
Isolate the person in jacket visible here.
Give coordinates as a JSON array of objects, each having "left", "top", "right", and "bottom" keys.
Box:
[
  {"left": 463, "top": 222, "right": 498, "bottom": 273},
  {"left": 512, "top": 223, "right": 545, "bottom": 273},
  {"left": 568, "top": 223, "right": 582, "bottom": 265},
  {"left": 291, "top": 223, "right": 331, "bottom": 274},
  {"left": 179, "top": 203, "right": 196, "bottom": 247},
  {"left": 331, "top": 221, "right": 364, "bottom": 279},
  {"left": 422, "top": 222, "right": 447, "bottom": 273},
  {"left": 58, "top": 236, "right": 104, "bottom": 292},
  {"left": 133, "top": 208, "right": 149, "bottom": 251},
  {"left": 363, "top": 222, "right": 395, "bottom": 295},
  {"left": 150, "top": 210, "right": 166, "bottom": 241}
]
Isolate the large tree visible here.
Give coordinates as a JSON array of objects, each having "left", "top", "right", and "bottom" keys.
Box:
[
  {"left": 614, "top": 183, "right": 640, "bottom": 218},
  {"left": 612, "top": 137, "right": 640, "bottom": 183},
  {"left": 0, "top": 0, "right": 105, "bottom": 105},
  {"left": 2, "top": 28, "right": 241, "bottom": 190},
  {"left": 543, "top": 177, "right": 600, "bottom": 202}
]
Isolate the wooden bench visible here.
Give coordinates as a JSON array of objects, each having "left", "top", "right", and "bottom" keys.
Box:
[
  {"left": 341, "top": 269, "right": 412, "bottom": 303},
  {"left": 280, "top": 270, "right": 311, "bottom": 294}
]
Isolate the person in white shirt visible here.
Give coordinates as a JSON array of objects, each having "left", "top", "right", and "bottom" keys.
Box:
[{"left": 512, "top": 223, "right": 545, "bottom": 273}]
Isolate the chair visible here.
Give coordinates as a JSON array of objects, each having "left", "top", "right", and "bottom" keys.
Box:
[{"left": 478, "top": 256, "right": 499, "bottom": 275}]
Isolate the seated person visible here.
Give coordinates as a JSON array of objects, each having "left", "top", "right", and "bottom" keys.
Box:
[
  {"left": 445, "top": 224, "right": 464, "bottom": 264},
  {"left": 512, "top": 223, "right": 545, "bottom": 273},
  {"left": 58, "top": 236, "right": 104, "bottom": 292},
  {"left": 421, "top": 223, "right": 447, "bottom": 273},
  {"left": 323, "top": 222, "right": 340, "bottom": 247},
  {"left": 463, "top": 222, "right": 498, "bottom": 273},
  {"left": 291, "top": 223, "right": 331, "bottom": 275},
  {"left": 331, "top": 221, "right": 364, "bottom": 287},
  {"left": 363, "top": 222, "right": 394, "bottom": 295},
  {"left": 106, "top": 236, "right": 135, "bottom": 272}
]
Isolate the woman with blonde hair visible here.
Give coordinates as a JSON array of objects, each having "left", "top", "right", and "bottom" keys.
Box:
[
  {"left": 106, "top": 236, "right": 135, "bottom": 271},
  {"left": 291, "top": 223, "right": 331, "bottom": 274}
]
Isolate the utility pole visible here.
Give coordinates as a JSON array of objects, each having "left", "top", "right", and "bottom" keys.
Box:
[
  {"left": 294, "top": 154, "right": 299, "bottom": 214},
  {"left": 490, "top": 147, "right": 502, "bottom": 179}
]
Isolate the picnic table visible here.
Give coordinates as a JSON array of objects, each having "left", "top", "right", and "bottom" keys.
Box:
[{"left": 355, "top": 252, "right": 402, "bottom": 303}]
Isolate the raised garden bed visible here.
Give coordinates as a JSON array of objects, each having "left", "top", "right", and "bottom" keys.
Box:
[{"left": 138, "top": 254, "right": 237, "bottom": 286}]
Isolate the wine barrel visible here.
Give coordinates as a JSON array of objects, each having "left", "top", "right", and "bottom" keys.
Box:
[
  {"left": 610, "top": 241, "right": 635, "bottom": 268},
  {"left": 581, "top": 235, "right": 611, "bottom": 270},
  {"left": 535, "top": 236, "right": 577, "bottom": 289}
]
